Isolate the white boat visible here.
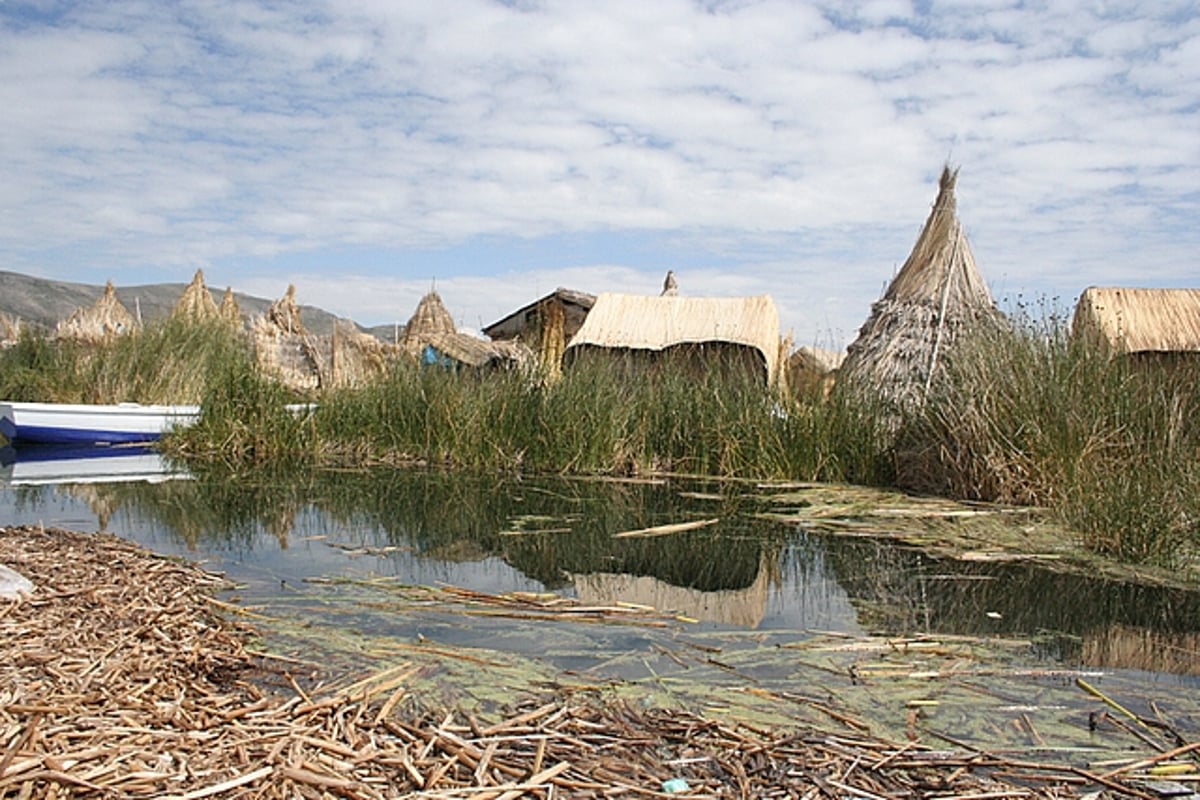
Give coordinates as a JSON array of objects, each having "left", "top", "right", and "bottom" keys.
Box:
[{"left": 0, "top": 401, "right": 200, "bottom": 445}]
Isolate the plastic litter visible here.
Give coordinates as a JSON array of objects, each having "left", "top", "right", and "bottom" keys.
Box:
[
  {"left": 0, "top": 563, "right": 34, "bottom": 599},
  {"left": 661, "top": 777, "right": 690, "bottom": 794}
]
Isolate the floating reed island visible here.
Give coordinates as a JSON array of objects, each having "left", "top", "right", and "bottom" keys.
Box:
[{"left": 3, "top": 524, "right": 1197, "bottom": 798}]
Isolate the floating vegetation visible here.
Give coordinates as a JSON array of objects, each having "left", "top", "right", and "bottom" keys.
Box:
[{"left": 3, "top": 524, "right": 1198, "bottom": 798}]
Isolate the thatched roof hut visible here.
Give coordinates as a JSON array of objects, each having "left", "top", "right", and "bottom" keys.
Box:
[
  {"left": 171, "top": 270, "right": 220, "bottom": 323},
  {"left": 483, "top": 288, "right": 597, "bottom": 379},
  {"left": 787, "top": 345, "right": 845, "bottom": 398},
  {"left": 0, "top": 312, "right": 20, "bottom": 347},
  {"left": 1072, "top": 287, "right": 1200, "bottom": 356},
  {"left": 251, "top": 285, "right": 319, "bottom": 392},
  {"left": 218, "top": 287, "right": 243, "bottom": 329},
  {"left": 564, "top": 293, "right": 783, "bottom": 385},
  {"left": 55, "top": 281, "right": 139, "bottom": 343},
  {"left": 839, "top": 166, "right": 1004, "bottom": 411},
  {"left": 404, "top": 291, "right": 528, "bottom": 369}
]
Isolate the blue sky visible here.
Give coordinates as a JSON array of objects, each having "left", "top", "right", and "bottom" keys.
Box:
[{"left": 1, "top": 0, "right": 1196, "bottom": 346}]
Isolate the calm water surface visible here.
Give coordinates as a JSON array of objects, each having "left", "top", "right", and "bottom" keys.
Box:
[{"left": 4, "top": 445, "right": 1199, "bottom": 698}]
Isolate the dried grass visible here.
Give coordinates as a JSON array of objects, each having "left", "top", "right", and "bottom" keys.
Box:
[{"left": 1, "top": 524, "right": 1184, "bottom": 798}]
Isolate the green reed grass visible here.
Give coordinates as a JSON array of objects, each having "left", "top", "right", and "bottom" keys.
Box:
[{"left": 897, "top": 308, "right": 1200, "bottom": 565}]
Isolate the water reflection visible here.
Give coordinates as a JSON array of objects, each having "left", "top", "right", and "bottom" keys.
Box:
[{"left": 2, "top": 455, "right": 1198, "bottom": 678}]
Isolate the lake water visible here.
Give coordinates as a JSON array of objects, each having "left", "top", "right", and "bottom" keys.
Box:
[{"left": 3, "top": 444, "right": 1198, "bottom": 745}]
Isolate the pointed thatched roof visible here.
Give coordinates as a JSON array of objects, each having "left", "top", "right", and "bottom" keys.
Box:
[
  {"left": 564, "top": 293, "right": 783, "bottom": 384},
  {"left": 839, "top": 166, "right": 1005, "bottom": 411},
  {"left": 218, "top": 287, "right": 242, "bottom": 329},
  {"left": 1072, "top": 287, "right": 1200, "bottom": 355},
  {"left": 403, "top": 291, "right": 528, "bottom": 369},
  {"left": 265, "top": 285, "right": 306, "bottom": 335},
  {"left": 171, "top": 270, "right": 220, "bottom": 322},
  {"left": 0, "top": 312, "right": 20, "bottom": 346},
  {"left": 55, "top": 281, "right": 139, "bottom": 343}
]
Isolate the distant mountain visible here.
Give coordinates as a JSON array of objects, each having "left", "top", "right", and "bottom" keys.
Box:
[{"left": 0, "top": 270, "right": 355, "bottom": 337}]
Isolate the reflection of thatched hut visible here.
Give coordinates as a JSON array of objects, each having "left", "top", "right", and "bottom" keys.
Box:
[
  {"left": 563, "top": 293, "right": 783, "bottom": 386},
  {"left": 839, "top": 166, "right": 1004, "bottom": 413},
  {"left": 171, "top": 270, "right": 219, "bottom": 323},
  {"left": 55, "top": 281, "right": 139, "bottom": 343},
  {"left": 403, "top": 291, "right": 528, "bottom": 369},
  {"left": 483, "top": 288, "right": 596, "bottom": 378},
  {"left": 1072, "top": 287, "right": 1200, "bottom": 359}
]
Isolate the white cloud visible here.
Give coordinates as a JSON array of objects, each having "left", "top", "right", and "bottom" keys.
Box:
[{"left": 0, "top": 0, "right": 1196, "bottom": 346}]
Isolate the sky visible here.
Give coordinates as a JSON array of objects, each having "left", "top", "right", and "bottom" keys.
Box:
[{"left": 1, "top": 1, "right": 1196, "bottom": 347}]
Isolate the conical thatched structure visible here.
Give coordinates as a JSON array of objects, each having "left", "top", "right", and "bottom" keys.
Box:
[
  {"left": 252, "top": 285, "right": 319, "bottom": 391},
  {"left": 402, "top": 291, "right": 529, "bottom": 369},
  {"left": 171, "top": 270, "right": 220, "bottom": 322},
  {"left": 218, "top": 287, "right": 243, "bottom": 329},
  {"left": 55, "top": 281, "right": 139, "bottom": 343},
  {"left": 839, "top": 166, "right": 1005, "bottom": 414},
  {"left": 0, "top": 312, "right": 20, "bottom": 347}
]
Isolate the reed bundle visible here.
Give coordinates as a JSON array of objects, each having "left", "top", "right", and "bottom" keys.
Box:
[{"left": 1, "top": 525, "right": 1190, "bottom": 798}]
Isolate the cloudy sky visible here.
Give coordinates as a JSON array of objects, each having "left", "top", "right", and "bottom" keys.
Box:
[{"left": 1, "top": 1, "right": 1196, "bottom": 346}]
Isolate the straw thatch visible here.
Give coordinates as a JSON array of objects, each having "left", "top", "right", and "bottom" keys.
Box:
[
  {"left": 484, "top": 288, "right": 596, "bottom": 378},
  {"left": 218, "top": 286, "right": 243, "bottom": 329},
  {"left": 303, "top": 318, "right": 401, "bottom": 389},
  {"left": 564, "top": 293, "right": 783, "bottom": 385},
  {"left": 839, "top": 166, "right": 1005, "bottom": 412},
  {"left": 251, "top": 285, "right": 319, "bottom": 391},
  {"left": 171, "top": 269, "right": 220, "bottom": 322},
  {"left": 0, "top": 312, "right": 20, "bottom": 347},
  {"left": 54, "top": 280, "right": 139, "bottom": 343},
  {"left": 787, "top": 345, "right": 845, "bottom": 398},
  {"left": 403, "top": 291, "right": 528, "bottom": 369},
  {"left": 661, "top": 270, "right": 678, "bottom": 297},
  {"left": 1072, "top": 286, "right": 1200, "bottom": 356}
]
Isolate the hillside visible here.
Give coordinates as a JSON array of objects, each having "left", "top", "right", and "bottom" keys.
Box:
[{"left": 0, "top": 270, "right": 353, "bottom": 337}]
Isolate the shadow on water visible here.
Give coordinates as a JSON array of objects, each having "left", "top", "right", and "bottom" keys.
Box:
[{"left": 3, "top": 447, "right": 1199, "bottom": 680}]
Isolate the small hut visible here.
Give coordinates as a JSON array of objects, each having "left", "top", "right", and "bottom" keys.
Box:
[
  {"left": 251, "top": 285, "right": 320, "bottom": 391},
  {"left": 1072, "top": 287, "right": 1200, "bottom": 359},
  {"left": 404, "top": 291, "right": 528, "bottom": 369},
  {"left": 563, "top": 293, "right": 783, "bottom": 386},
  {"left": 0, "top": 312, "right": 20, "bottom": 347},
  {"left": 218, "top": 287, "right": 243, "bottom": 330},
  {"left": 55, "top": 281, "right": 139, "bottom": 343},
  {"left": 787, "top": 345, "right": 845, "bottom": 398},
  {"left": 171, "top": 270, "right": 220, "bottom": 323},
  {"left": 839, "top": 166, "right": 1005, "bottom": 414},
  {"left": 483, "top": 288, "right": 596, "bottom": 378}
]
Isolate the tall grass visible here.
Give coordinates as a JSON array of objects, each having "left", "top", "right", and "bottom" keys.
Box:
[
  {"left": 897, "top": 309, "right": 1200, "bottom": 565},
  {"left": 0, "top": 317, "right": 248, "bottom": 404}
]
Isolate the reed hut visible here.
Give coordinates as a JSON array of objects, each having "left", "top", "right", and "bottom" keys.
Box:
[
  {"left": 0, "top": 312, "right": 20, "bottom": 347},
  {"left": 1071, "top": 287, "right": 1200, "bottom": 359},
  {"left": 404, "top": 291, "right": 528, "bottom": 369},
  {"left": 787, "top": 345, "right": 845, "bottom": 398},
  {"left": 171, "top": 270, "right": 220, "bottom": 323},
  {"left": 839, "top": 166, "right": 1005, "bottom": 413},
  {"left": 483, "top": 288, "right": 596, "bottom": 378},
  {"left": 563, "top": 293, "right": 783, "bottom": 386},
  {"left": 54, "top": 281, "right": 139, "bottom": 343},
  {"left": 251, "top": 285, "right": 320, "bottom": 392},
  {"left": 304, "top": 319, "right": 400, "bottom": 389},
  {"left": 218, "top": 287, "right": 243, "bottom": 330}
]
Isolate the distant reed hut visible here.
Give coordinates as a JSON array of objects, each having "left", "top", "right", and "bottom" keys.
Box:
[
  {"left": 1072, "top": 287, "right": 1200, "bottom": 361},
  {"left": 54, "top": 281, "right": 139, "bottom": 343},
  {"left": 483, "top": 288, "right": 596, "bottom": 378},
  {"left": 0, "top": 312, "right": 20, "bottom": 347},
  {"left": 787, "top": 345, "right": 845, "bottom": 398},
  {"left": 563, "top": 293, "right": 784, "bottom": 386},
  {"left": 218, "top": 287, "right": 243, "bottom": 329},
  {"left": 251, "top": 285, "right": 321, "bottom": 392},
  {"left": 839, "top": 166, "right": 1005, "bottom": 414},
  {"left": 171, "top": 270, "right": 220, "bottom": 323},
  {"left": 403, "top": 291, "right": 528, "bottom": 370}
]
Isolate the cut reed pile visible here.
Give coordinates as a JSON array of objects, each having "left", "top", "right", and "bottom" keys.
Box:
[{"left": 1, "top": 525, "right": 1191, "bottom": 798}]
